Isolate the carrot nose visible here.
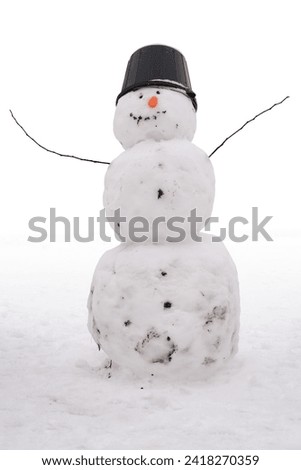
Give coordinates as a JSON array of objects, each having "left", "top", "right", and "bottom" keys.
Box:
[{"left": 148, "top": 96, "right": 158, "bottom": 108}]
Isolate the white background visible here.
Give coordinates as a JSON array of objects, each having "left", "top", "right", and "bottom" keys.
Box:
[{"left": 0, "top": 0, "right": 300, "bottom": 451}]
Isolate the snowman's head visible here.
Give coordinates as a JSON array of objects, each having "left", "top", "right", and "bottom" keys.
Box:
[{"left": 113, "top": 86, "right": 197, "bottom": 149}]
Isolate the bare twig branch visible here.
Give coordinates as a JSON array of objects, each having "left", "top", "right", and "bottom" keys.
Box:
[
  {"left": 208, "top": 96, "right": 290, "bottom": 158},
  {"left": 9, "top": 110, "right": 110, "bottom": 165}
]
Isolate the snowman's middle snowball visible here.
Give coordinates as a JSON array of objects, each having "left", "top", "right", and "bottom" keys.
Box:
[{"left": 104, "top": 139, "right": 215, "bottom": 242}]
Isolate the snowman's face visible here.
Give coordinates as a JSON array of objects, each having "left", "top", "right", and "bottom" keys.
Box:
[{"left": 113, "top": 87, "right": 196, "bottom": 149}]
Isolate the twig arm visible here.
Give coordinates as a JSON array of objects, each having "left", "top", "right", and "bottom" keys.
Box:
[
  {"left": 208, "top": 96, "right": 290, "bottom": 158},
  {"left": 9, "top": 110, "right": 110, "bottom": 165}
]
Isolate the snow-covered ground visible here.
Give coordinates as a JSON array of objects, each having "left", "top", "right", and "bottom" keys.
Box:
[{"left": 0, "top": 236, "right": 300, "bottom": 450}]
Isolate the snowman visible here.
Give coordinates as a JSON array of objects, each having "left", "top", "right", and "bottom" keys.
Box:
[{"left": 88, "top": 45, "right": 240, "bottom": 378}]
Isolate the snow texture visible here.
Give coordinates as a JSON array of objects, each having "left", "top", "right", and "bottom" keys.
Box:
[
  {"left": 1, "top": 239, "right": 300, "bottom": 449},
  {"left": 88, "top": 235, "right": 239, "bottom": 378}
]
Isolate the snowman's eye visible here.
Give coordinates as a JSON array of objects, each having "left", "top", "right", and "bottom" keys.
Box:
[
  {"left": 139, "top": 94, "right": 143, "bottom": 99},
  {"left": 156, "top": 91, "right": 160, "bottom": 95}
]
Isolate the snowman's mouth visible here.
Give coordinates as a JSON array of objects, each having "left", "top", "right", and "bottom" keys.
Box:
[{"left": 129, "top": 110, "right": 167, "bottom": 125}]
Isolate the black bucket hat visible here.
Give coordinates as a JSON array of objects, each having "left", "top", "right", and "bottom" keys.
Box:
[{"left": 116, "top": 44, "right": 197, "bottom": 110}]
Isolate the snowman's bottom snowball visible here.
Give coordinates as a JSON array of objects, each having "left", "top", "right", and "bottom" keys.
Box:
[{"left": 88, "top": 236, "right": 240, "bottom": 378}]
